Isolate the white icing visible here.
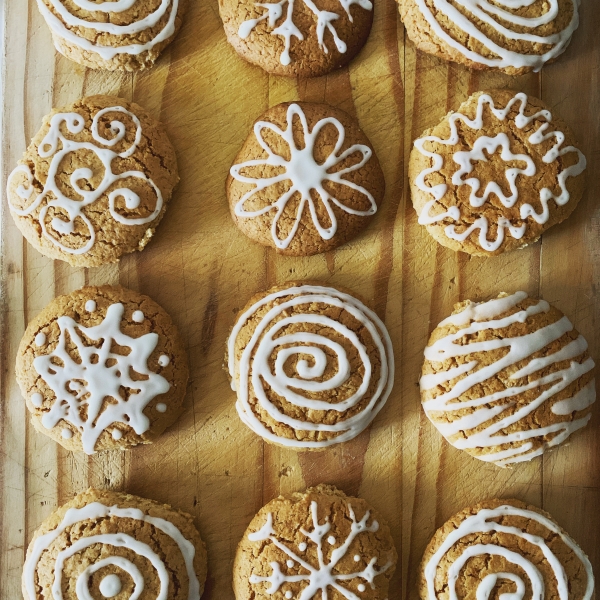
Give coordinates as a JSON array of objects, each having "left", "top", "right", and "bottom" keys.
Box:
[
  {"left": 358, "top": 583, "right": 366, "bottom": 592},
  {"left": 354, "top": 555, "right": 361, "bottom": 562},
  {"left": 61, "top": 428, "right": 73, "bottom": 439},
  {"left": 248, "top": 501, "right": 391, "bottom": 597},
  {"left": 158, "top": 354, "right": 170, "bottom": 366},
  {"left": 35, "top": 332, "right": 47, "bottom": 346},
  {"left": 32, "top": 302, "right": 170, "bottom": 454},
  {"left": 227, "top": 284, "right": 394, "bottom": 449},
  {"left": 156, "top": 403, "right": 167, "bottom": 413},
  {"left": 132, "top": 310, "right": 145, "bottom": 323},
  {"left": 86, "top": 300, "right": 97, "bottom": 312},
  {"left": 111, "top": 429, "right": 123, "bottom": 440},
  {"left": 286, "top": 559, "right": 295, "bottom": 568},
  {"left": 421, "top": 292, "right": 596, "bottom": 465},
  {"left": 285, "top": 592, "right": 293, "bottom": 599},
  {"left": 230, "top": 103, "right": 377, "bottom": 250},
  {"left": 299, "top": 542, "right": 307, "bottom": 551},
  {"left": 99, "top": 573, "right": 122, "bottom": 598},
  {"left": 327, "top": 535, "right": 336, "bottom": 545},
  {"left": 7, "top": 107, "right": 163, "bottom": 256},
  {"left": 31, "top": 393, "right": 44, "bottom": 407},
  {"left": 414, "top": 92, "right": 586, "bottom": 252}
]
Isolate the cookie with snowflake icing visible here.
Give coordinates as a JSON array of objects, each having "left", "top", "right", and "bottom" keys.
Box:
[
  {"left": 234, "top": 485, "right": 397, "bottom": 600},
  {"left": 6, "top": 95, "right": 179, "bottom": 267},
  {"left": 409, "top": 90, "right": 586, "bottom": 256},
  {"left": 227, "top": 102, "right": 385, "bottom": 256},
  {"left": 16, "top": 285, "right": 189, "bottom": 454}
]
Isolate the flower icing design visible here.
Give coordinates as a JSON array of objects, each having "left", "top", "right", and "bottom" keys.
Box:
[
  {"left": 230, "top": 103, "right": 377, "bottom": 250},
  {"left": 248, "top": 501, "right": 392, "bottom": 599},
  {"left": 7, "top": 106, "right": 163, "bottom": 256}
]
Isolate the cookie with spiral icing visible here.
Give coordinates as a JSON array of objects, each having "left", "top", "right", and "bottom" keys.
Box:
[
  {"left": 419, "top": 498, "right": 594, "bottom": 600},
  {"left": 23, "top": 488, "right": 207, "bottom": 600},
  {"left": 226, "top": 282, "right": 395, "bottom": 449},
  {"left": 421, "top": 291, "right": 596, "bottom": 467}
]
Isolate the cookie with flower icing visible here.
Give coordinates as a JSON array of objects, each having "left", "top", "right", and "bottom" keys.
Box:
[
  {"left": 228, "top": 102, "right": 385, "bottom": 256},
  {"left": 16, "top": 285, "right": 189, "bottom": 454},
  {"left": 409, "top": 90, "right": 586, "bottom": 256},
  {"left": 234, "top": 484, "right": 397, "bottom": 600}
]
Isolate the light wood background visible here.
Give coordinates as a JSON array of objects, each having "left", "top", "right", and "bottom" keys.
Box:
[{"left": 1, "top": 1, "right": 599, "bottom": 598}]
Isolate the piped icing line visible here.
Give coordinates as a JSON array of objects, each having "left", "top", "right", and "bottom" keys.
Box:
[
  {"left": 424, "top": 504, "right": 594, "bottom": 600},
  {"left": 227, "top": 284, "right": 394, "bottom": 448},
  {"left": 414, "top": 92, "right": 586, "bottom": 252},
  {"left": 23, "top": 501, "right": 200, "bottom": 600},
  {"left": 7, "top": 106, "right": 163, "bottom": 256},
  {"left": 230, "top": 103, "right": 377, "bottom": 249},
  {"left": 421, "top": 292, "right": 595, "bottom": 466}
]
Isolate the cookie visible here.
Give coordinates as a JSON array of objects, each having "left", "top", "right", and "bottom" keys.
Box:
[
  {"left": 6, "top": 95, "right": 179, "bottom": 267},
  {"left": 398, "top": 0, "right": 579, "bottom": 75},
  {"left": 234, "top": 484, "right": 397, "bottom": 600},
  {"left": 16, "top": 285, "right": 189, "bottom": 454},
  {"left": 421, "top": 291, "right": 596, "bottom": 467},
  {"left": 409, "top": 90, "right": 586, "bottom": 256},
  {"left": 22, "top": 488, "right": 207, "bottom": 600},
  {"left": 228, "top": 102, "right": 385, "bottom": 256},
  {"left": 419, "top": 499, "right": 594, "bottom": 600},
  {"left": 36, "top": 0, "right": 185, "bottom": 71},
  {"left": 226, "top": 282, "right": 394, "bottom": 449}
]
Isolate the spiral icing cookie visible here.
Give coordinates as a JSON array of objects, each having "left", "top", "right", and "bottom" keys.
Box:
[
  {"left": 226, "top": 282, "right": 394, "bottom": 449},
  {"left": 220, "top": 0, "right": 373, "bottom": 77},
  {"left": 6, "top": 95, "right": 178, "bottom": 267},
  {"left": 23, "top": 488, "right": 207, "bottom": 600},
  {"left": 228, "top": 102, "right": 385, "bottom": 256},
  {"left": 399, "top": 0, "right": 579, "bottom": 75},
  {"left": 421, "top": 291, "right": 596, "bottom": 466},
  {"left": 420, "top": 499, "right": 594, "bottom": 600},
  {"left": 409, "top": 90, "right": 586, "bottom": 256},
  {"left": 234, "top": 485, "right": 397, "bottom": 600},
  {"left": 16, "top": 285, "right": 189, "bottom": 454},
  {"left": 36, "top": 0, "right": 184, "bottom": 71}
]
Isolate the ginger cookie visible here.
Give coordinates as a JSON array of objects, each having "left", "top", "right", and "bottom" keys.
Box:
[
  {"left": 226, "top": 282, "right": 394, "bottom": 449},
  {"left": 419, "top": 498, "right": 594, "bottom": 600},
  {"left": 409, "top": 90, "right": 586, "bottom": 256},
  {"left": 36, "top": 0, "right": 185, "bottom": 71},
  {"left": 219, "top": 0, "right": 373, "bottom": 77},
  {"left": 421, "top": 291, "right": 596, "bottom": 467},
  {"left": 234, "top": 484, "right": 397, "bottom": 600},
  {"left": 228, "top": 102, "right": 385, "bottom": 256},
  {"left": 6, "top": 95, "right": 179, "bottom": 267},
  {"left": 398, "top": 0, "right": 579, "bottom": 75},
  {"left": 23, "top": 488, "right": 207, "bottom": 600},
  {"left": 16, "top": 285, "right": 189, "bottom": 454}
]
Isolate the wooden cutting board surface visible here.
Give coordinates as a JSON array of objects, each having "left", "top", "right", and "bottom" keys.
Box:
[{"left": 1, "top": 1, "right": 599, "bottom": 598}]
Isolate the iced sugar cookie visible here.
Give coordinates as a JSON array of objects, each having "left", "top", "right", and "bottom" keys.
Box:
[{"left": 16, "top": 285, "right": 189, "bottom": 454}]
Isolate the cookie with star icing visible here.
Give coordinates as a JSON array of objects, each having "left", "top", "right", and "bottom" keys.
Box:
[
  {"left": 409, "top": 90, "right": 586, "bottom": 256},
  {"left": 16, "top": 285, "right": 189, "bottom": 454},
  {"left": 227, "top": 102, "right": 385, "bottom": 256},
  {"left": 6, "top": 95, "right": 179, "bottom": 267},
  {"left": 234, "top": 484, "right": 397, "bottom": 600}
]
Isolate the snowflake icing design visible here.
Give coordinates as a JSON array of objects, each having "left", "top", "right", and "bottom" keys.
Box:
[
  {"left": 248, "top": 500, "right": 392, "bottom": 599},
  {"left": 230, "top": 103, "right": 377, "bottom": 250}
]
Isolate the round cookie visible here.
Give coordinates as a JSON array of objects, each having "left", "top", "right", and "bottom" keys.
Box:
[
  {"left": 16, "top": 285, "right": 189, "bottom": 454},
  {"left": 234, "top": 484, "right": 397, "bottom": 600},
  {"left": 420, "top": 291, "right": 596, "bottom": 467},
  {"left": 419, "top": 498, "right": 594, "bottom": 600},
  {"left": 228, "top": 102, "right": 385, "bottom": 256},
  {"left": 219, "top": 0, "right": 373, "bottom": 77},
  {"left": 22, "top": 488, "right": 207, "bottom": 600},
  {"left": 409, "top": 90, "right": 586, "bottom": 256},
  {"left": 226, "top": 282, "right": 394, "bottom": 449},
  {"left": 6, "top": 95, "right": 179, "bottom": 267},
  {"left": 398, "top": 0, "right": 579, "bottom": 75},
  {"left": 36, "top": 0, "right": 185, "bottom": 71}
]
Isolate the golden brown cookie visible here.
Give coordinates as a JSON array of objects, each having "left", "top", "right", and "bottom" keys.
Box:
[
  {"left": 22, "top": 488, "right": 207, "bottom": 600},
  {"left": 219, "top": 0, "right": 373, "bottom": 77},
  {"left": 398, "top": 0, "right": 579, "bottom": 75},
  {"left": 420, "top": 291, "right": 596, "bottom": 467},
  {"left": 228, "top": 102, "right": 385, "bottom": 256},
  {"left": 226, "top": 281, "right": 394, "bottom": 450},
  {"left": 36, "top": 0, "right": 185, "bottom": 71},
  {"left": 419, "top": 498, "right": 594, "bottom": 600},
  {"left": 6, "top": 95, "right": 179, "bottom": 267},
  {"left": 16, "top": 285, "right": 189, "bottom": 454},
  {"left": 409, "top": 90, "right": 586, "bottom": 256},
  {"left": 234, "top": 485, "right": 397, "bottom": 600}
]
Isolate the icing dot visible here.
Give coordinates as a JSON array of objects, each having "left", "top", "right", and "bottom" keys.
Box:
[
  {"left": 158, "top": 354, "right": 170, "bottom": 367},
  {"left": 327, "top": 536, "right": 336, "bottom": 545},
  {"left": 31, "top": 393, "right": 43, "bottom": 408},
  {"left": 298, "top": 542, "right": 307, "bottom": 551},
  {"left": 132, "top": 310, "right": 144, "bottom": 323},
  {"left": 358, "top": 584, "right": 366, "bottom": 592},
  {"left": 286, "top": 560, "right": 294, "bottom": 568},
  {"left": 99, "top": 573, "right": 122, "bottom": 598},
  {"left": 156, "top": 403, "right": 167, "bottom": 413},
  {"left": 35, "top": 332, "right": 46, "bottom": 346},
  {"left": 85, "top": 300, "right": 97, "bottom": 312},
  {"left": 285, "top": 593, "right": 293, "bottom": 599},
  {"left": 354, "top": 555, "right": 360, "bottom": 562},
  {"left": 61, "top": 428, "right": 73, "bottom": 439},
  {"left": 111, "top": 429, "right": 123, "bottom": 440}
]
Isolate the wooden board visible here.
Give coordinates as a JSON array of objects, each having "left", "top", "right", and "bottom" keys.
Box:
[{"left": 1, "top": 1, "right": 599, "bottom": 598}]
